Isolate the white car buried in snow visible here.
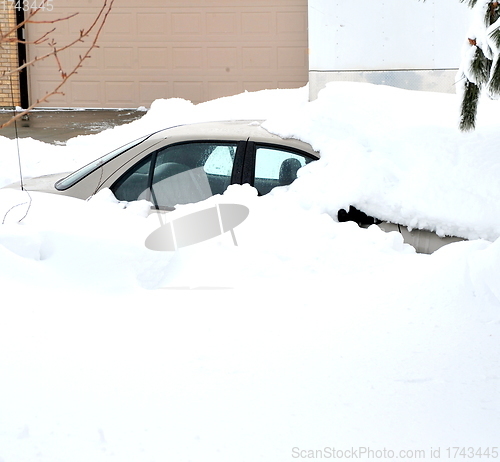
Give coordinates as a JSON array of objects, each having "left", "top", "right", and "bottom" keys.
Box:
[{"left": 5, "top": 120, "right": 462, "bottom": 253}]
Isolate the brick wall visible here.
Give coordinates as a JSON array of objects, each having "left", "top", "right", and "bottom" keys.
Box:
[{"left": 0, "top": 5, "right": 20, "bottom": 107}]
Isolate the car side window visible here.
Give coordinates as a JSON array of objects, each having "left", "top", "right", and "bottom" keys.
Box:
[
  {"left": 203, "top": 145, "right": 235, "bottom": 177},
  {"left": 152, "top": 142, "right": 237, "bottom": 208},
  {"left": 112, "top": 142, "right": 237, "bottom": 207},
  {"left": 111, "top": 155, "right": 153, "bottom": 202},
  {"left": 254, "top": 146, "right": 312, "bottom": 195}
]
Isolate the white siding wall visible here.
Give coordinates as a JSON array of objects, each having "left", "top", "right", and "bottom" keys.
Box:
[{"left": 309, "top": 0, "right": 471, "bottom": 98}]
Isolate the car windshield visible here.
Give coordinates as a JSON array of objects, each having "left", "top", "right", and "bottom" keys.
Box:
[{"left": 55, "top": 135, "right": 150, "bottom": 191}]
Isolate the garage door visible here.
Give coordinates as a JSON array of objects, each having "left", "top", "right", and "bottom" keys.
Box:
[{"left": 26, "top": 0, "right": 308, "bottom": 108}]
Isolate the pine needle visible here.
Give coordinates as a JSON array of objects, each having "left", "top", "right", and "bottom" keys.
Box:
[
  {"left": 469, "top": 46, "right": 492, "bottom": 86},
  {"left": 490, "top": 27, "right": 500, "bottom": 49},
  {"left": 488, "top": 57, "right": 500, "bottom": 95},
  {"left": 459, "top": 80, "right": 480, "bottom": 131}
]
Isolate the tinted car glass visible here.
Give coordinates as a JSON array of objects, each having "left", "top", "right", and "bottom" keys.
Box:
[
  {"left": 152, "top": 142, "right": 237, "bottom": 207},
  {"left": 111, "top": 155, "right": 153, "bottom": 202},
  {"left": 111, "top": 141, "right": 238, "bottom": 208}
]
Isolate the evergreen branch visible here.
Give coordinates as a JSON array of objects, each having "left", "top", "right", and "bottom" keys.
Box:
[
  {"left": 469, "top": 46, "right": 492, "bottom": 86},
  {"left": 421, "top": 0, "right": 477, "bottom": 5},
  {"left": 488, "top": 56, "right": 500, "bottom": 95},
  {"left": 489, "top": 23, "right": 500, "bottom": 48},
  {"left": 485, "top": 4, "right": 493, "bottom": 27},
  {"left": 460, "top": 0, "right": 478, "bottom": 7},
  {"left": 488, "top": 2, "right": 500, "bottom": 26},
  {"left": 459, "top": 80, "right": 480, "bottom": 131}
]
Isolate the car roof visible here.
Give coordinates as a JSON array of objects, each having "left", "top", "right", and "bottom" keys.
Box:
[{"left": 149, "top": 120, "right": 319, "bottom": 158}]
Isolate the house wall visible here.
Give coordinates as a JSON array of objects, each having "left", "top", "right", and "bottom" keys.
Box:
[
  {"left": 0, "top": 5, "right": 20, "bottom": 107},
  {"left": 309, "top": 0, "right": 472, "bottom": 99}
]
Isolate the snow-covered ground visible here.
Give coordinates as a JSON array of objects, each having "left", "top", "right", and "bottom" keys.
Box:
[{"left": 0, "top": 83, "right": 499, "bottom": 462}]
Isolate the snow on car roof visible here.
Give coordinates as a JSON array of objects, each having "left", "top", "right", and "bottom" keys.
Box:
[{"left": 149, "top": 120, "right": 319, "bottom": 158}]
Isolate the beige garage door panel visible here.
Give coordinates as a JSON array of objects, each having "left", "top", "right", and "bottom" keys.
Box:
[{"left": 27, "top": 1, "right": 308, "bottom": 108}]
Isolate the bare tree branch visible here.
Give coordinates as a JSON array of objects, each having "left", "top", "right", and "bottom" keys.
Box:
[{"left": 0, "top": 0, "right": 114, "bottom": 129}]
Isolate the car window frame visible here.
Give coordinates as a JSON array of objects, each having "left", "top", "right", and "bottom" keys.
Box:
[{"left": 55, "top": 134, "right": 152, "bottom": 191}]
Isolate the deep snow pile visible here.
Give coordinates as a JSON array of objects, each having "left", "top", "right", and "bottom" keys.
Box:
[
  {"left": 263, "top": 82, "right": 500, "bottom": 241},
  {"left": 3, "top": 82, "right": 500, "bottom": 241},
  {"left": 0, "top": 83, "right": 500, "bottom": 462}
]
